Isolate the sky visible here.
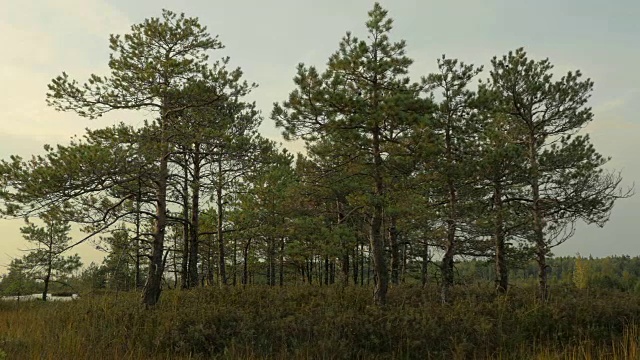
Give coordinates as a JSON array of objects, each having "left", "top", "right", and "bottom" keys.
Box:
[{"left": 0, "top": 0, "right": 638, "bottom": 271}]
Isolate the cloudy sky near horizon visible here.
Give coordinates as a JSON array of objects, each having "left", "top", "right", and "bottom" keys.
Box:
[{"left": 0, "top": 0, "right": 638, "bottom": 271}]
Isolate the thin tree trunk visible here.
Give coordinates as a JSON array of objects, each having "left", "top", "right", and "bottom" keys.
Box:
[
  {"left": 43, "top": 231, "right": 53, "bottom": 301},
  {"left": 360, "top": 243, "right": 365, "bottom": 286},
  {"left": 188, "top": 144, "right": 201, "bottom": 288},
  {"left": 318, "top": 255, "right": 323, "bottom": 286},
  {"left": 336, "top": 200, "right": 350, "bottom": 286},
  {"left": 441, "top": 176, "right": 457, "bottom": 303},
  {"left": 324, "top": 256, "right": 329, "bottom": 286},
  {"left": 233, "top": 236, "right": 237, "bottom": 286},
  {"left": 330, "top": 260, "right": 335, "bottom": 284},
  {"left": 172, "top": 243, "right": 179, "bottom": 289},
  {"left": 352, "top": 247, "right": 358, "bottom": 285},
  {"left": 389, "top": 217, "right": 400, "bottom": 285},
  {"left": 279, "top": 238, "right": 285, "bottom": 286},
  {"left": 494, "top": 181, "right": 508, "bottom": 293},
  {"left": 135, "top": 178, "right": 142, "bottom": 289},
  {"left": 181, "top": 153, "right": 190, "bottom": 289},
  {"left": 242, "top": 238, "right": 251, "bottom": 285},
  {"left": 207, "top": 234, "right": 214, "bottom": 286},
  {"left": 367, "top": 245, "right": 372, "bottom": 286},
  {"left": 216, "top": 160, "right": 227, "bottom": 285},
  {"left": 341, "top": 246, "right": 350, "bottom": 285},
  {"left": 421, "top": 242, "right": 429, "bottom": 287},
  {"left": 401, "top": 241, "right": 407, "bottom": 283}
]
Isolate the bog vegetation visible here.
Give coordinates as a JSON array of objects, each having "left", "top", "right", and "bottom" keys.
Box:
[{"left": 0, "top": 3, "right": 635, "bottom": 359}]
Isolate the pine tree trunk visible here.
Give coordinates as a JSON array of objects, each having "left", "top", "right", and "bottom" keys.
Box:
[
  {"left": 324, "top": 256, "right": 330, "bottom": 285},
  {"left": 232, "top": 236, "right": 237, "bottom": 286},
  {"left": 279, "top": 238, "right": 285, "bottom": 286},
  {"left": 181, "top": 154, "right": 190, "bottom": 289},
  {"left": 188, "top": 144, "right": 201, "bottom": 288},
  {"left": 135, "top": 178, "right": 142, "bottom": 289},
  {"left": 371, "top": 126, "right": 388, "bottom": 306},
  {"left": 337, "top": 201, "right": 350, "bottom": 286},
  {"left": 216, "top": 161, "right": 227, "bottom": 285},
  {"left": 352, "top": 247, "right": 358, "bottom": 285},
  {"left": 421, "top": 242, "right": 429, "bottom": 287},
  {"left": 242, "top": 238, "right": 251, "bottom": 285},
  {"left": 494, "top": 182, "right": 508, "bottom": 293},
  {"left": 389, "top": 217, "right": 400, "bottom": 285},
  {"left": 142, "top": 147, "right": 168, "bottom": 307},
  {"left": 331, "top": 260, "right": 336, "bottom": 284},
  {"left": 441, "top": 213, "right": 456, "bottom": 303},
  {"left": 43, "top": 233, "right": 53, "bottom": 301},
  {"left": 268, "top": 238, "right": 276, "bottom": 286},
  {"left": 529, "top": 138, "right": 548, "bottom": 301},
  {"left": 440, "top": 115, "right": 458, "bottom": 303},
  {"left": 401, "top": 241, "right": 407, "bottom": 283},
  {"left": 172, "top": 240, "right": 179, "bottom": 289},
  {"left": 360, "top": 243, "right": 365, "bottom": 286}
]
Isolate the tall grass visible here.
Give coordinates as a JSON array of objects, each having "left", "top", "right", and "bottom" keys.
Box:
[{"left": 0, "top": 284, "right": 639, "bottom": 359}]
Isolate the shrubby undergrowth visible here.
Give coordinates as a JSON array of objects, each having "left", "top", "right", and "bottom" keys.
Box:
[{"left": 1, "top": 285, "right": 640, "bottom": 359}]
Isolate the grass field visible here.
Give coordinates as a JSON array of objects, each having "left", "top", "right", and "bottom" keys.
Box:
[{"left": 1, "top": 284, "right": 639, "bottom": 359}]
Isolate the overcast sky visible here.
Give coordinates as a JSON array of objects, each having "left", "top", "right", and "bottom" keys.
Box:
[{"left": 0, "top": 0, "right": 638, "bottom": 271}]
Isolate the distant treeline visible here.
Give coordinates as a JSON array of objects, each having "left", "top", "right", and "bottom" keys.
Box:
[{"left": 4, "top": 253, "right": 639, "bottom": 297}]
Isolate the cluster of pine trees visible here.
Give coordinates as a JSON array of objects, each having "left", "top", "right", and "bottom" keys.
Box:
[{"left": 0, "top": 4, "right": 630, "bottom": 307}]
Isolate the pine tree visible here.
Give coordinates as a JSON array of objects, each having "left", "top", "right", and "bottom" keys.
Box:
[
  {"left": 486, "top": 48, "right": 631, "bottom": 300},
  {"left": 273, "top": 3, "right": 430, "bottom": 306},
  {"left": 45, "top": 10, "right": 251, "bottom": 306},
  {"left": 19, "top": 207, "right": 82, "bottom": 301}
]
